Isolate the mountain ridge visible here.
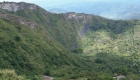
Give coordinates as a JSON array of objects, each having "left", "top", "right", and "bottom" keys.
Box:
[
  {"left": 47, "top": 1, "right": 140, "bottom": 20},
  {"left": 0, "top": 2, "right": 140, "bottom": 80},
  {"left": 0, "top": 2, "right": 37, "bottom": 12},
  {"left": 0, "top": 11, "right": 36, "bottom": 29}
]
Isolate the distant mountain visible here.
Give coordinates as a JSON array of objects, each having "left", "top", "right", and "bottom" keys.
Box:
[
  {"left": 46, "top": 2, "right": 140, "bottom": 20},
  {"left": 49, "top": 8, "right": 67, "bottom": 13},
  {"left": 125, "top": 13, "right": 140, "bottom": 19}
]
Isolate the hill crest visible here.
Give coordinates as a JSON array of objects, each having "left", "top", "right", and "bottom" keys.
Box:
[{"left": 0, "top": 2, "right": 37, "bottom": 12}]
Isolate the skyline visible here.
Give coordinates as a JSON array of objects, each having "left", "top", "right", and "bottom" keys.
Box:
[{"left": 0, "top": 0, "right": 139, "bottom": 7}]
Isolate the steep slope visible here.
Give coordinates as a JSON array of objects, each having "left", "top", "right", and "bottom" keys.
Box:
[
  {"left": 0, "top": 2, "right": 103, "bottom": 80},
  {"left": 0, "top": 4, "right": 85, "bottom": 79},
  {"left": 5, "top": 3, "right": 82, "bottom": 51},
  {"left": 0, "top": 2, "right": 140, "bottom": 80},
  {"left": 65, "top": 13, "right": 140, "bottom": 79},
  {"left": 65, "top": 12, "right": 140, "bottom": 58}
]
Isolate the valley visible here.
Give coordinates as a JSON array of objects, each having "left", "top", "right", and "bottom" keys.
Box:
[{"left": 0, "top": 2, "right": 140, "bottom": 80}]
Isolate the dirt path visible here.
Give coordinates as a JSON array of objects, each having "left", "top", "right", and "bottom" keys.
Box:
[{"left": 43, "top": 76, "right": 53, "bottom": 80}]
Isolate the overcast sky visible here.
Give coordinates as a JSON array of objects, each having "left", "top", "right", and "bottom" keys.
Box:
[{"left": 0, "top": 0, "right": 139, "bottom": 7}]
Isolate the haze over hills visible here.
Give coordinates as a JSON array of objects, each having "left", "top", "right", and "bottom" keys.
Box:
[
  {"left": 0, "top": 1, "right": 140, "bottom": 80},
  {"left": 46, "top": 1, "right": 140, "bottom": 20}
]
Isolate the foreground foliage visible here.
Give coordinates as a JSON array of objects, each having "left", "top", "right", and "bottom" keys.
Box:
[{"left": 0, "top": 69, "right": 27, "bottom": 80}]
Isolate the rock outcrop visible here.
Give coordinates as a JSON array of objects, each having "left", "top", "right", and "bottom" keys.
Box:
[
  {"left": 0, "top": 2, "right": 37, "bottom": 12},
  {"left": 65, "top": 12, "right": 93, "bottom": 23},
  {"left": 0, "top": 11, "right": 36, "bottom": 29}
]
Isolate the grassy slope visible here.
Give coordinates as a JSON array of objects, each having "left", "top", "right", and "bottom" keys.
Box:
[
  {"left": 82, "top": 17, "right": 140, "bottom": 57},
  {"left": 0, "top": 2, "right": 140, "bottom": 80},
  {"left": 79, "top": 15, "right": 140, "bottom": 79},
  {"left": 63, "top": 13, "right": 140, "bottom": 79},
  {"left": 7, "top": 7, "right": 82, "bottom": 51},
  {"left": 0, "top": 17, "right": 84, "bottom": 79}
]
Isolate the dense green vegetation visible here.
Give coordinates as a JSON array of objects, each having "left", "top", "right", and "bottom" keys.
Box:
[
  {"left": 0, "top": 2, "right": 140, "bottom": 80},
  {"left": 7, "top": 7, "right": 82, "bottom": 51},
  {"left": 0, "top": 17, "right": 82, "bottom": 79},
  {"left": 0, "top": 69, "right": 28, "bottom": 80}
]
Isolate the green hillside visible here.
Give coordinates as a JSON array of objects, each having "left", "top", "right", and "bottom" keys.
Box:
[
  {"left": 0, "top": 15, "right": 85, "bottom": 79},
  {"left": 0, "top": 2, "right": 140, "bottom": 80},
  {"left": 7, "top": 7, "right": 82, "bottom": 51}
]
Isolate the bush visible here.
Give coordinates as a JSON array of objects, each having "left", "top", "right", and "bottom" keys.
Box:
[
  {"left": 0, "top": 69, "right": 28, "bottom": 80},
  {"left": 14, "top": 36, "right": 21, "bottom": 42}
]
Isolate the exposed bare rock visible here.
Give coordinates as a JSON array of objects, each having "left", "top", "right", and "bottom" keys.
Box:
[
  {"left": 43, "top": 76, "right": 53, "bottom": 80},
  {"left": 113, "top": 75, "right": 126, "bottom": 80},
  {"left": 0, "top": 2, "right": 37, "bottom": 12},
  {"left": 65, "top": 12, "right": 93, "bottom": 23},
  {"left": 0, "top": 11, "right": 36, "bottom": 29},
  {"left": 64, "top": 12, "right": 92, "bottom": 38}
]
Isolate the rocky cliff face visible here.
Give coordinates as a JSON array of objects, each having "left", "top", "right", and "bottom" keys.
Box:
[
  {"left": 0, "top": 2, "right": 37, "bottom": 12},
  {"left": 65, "top": 12, "right": 93, "bottom": 23},
  {"left": 0, "top": 11, "right": 36, "bottom": 29},
  {"left": 0, "top": 2, "right": 38, "bottom": 28},
  {"left": 64, "top": 12, "right": 92, "bottom": 38}
]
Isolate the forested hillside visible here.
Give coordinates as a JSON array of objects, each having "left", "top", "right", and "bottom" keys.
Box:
[{"left": 0, "top": 2, "right": 140, "bottom": 80}]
